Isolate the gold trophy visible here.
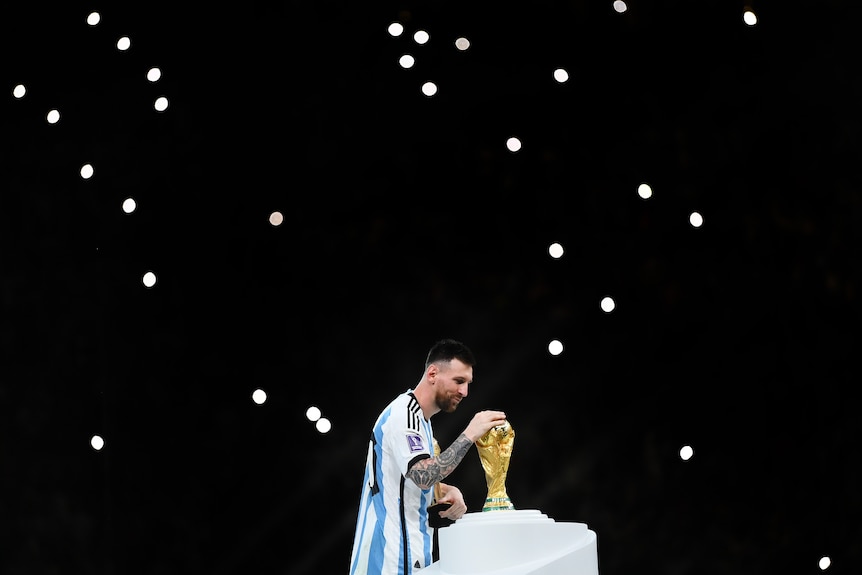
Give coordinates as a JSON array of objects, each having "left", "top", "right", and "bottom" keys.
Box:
[{"left": 476, "top": 420, "right": 515, "bottom": 511}]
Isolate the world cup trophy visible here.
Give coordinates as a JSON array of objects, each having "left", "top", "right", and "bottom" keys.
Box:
[{"left": 476, "top": 420, "right": 515, "bottom": 511}]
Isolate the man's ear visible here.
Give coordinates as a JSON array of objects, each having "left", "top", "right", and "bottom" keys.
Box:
[{"left": 427, "top": 364, "right": 438, "bottom": 382}]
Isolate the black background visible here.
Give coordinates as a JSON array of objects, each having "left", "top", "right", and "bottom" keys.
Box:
[{"left": 3, "top": 2, "right": 862, "bottom": 574}]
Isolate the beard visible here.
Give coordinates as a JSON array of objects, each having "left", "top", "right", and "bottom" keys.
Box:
[{"left": 436, "top": 390, "right": 462, "bottom": 413}]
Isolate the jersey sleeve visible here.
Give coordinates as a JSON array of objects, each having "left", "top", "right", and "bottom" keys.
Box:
[{"left": 386, "top": 395, "right": 432, "bottom": 477}]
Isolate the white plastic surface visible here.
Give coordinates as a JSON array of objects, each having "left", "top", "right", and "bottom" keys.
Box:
[{"left": 423, "top": 509, "right": 599, "bottom": 575}]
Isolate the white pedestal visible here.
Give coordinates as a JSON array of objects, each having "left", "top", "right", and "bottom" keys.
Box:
[{"left": 423, "top": 509, "right": 598, "bottom": 575}]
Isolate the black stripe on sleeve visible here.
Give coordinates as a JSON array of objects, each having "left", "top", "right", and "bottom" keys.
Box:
[{"left": 408, "top": 453, "right": 431, "bottom": 471}]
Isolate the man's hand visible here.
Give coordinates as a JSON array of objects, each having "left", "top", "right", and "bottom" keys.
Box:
[
  {"left": 464, "top": 410, "right": 507, "bottom": 443},
  {"left": 436, "top": 483, "right": 467, "bottom": 520}
]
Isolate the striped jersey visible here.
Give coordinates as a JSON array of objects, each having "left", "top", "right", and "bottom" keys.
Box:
[{"left": 349, "top": 390, "right": 435, "bottom": 575}]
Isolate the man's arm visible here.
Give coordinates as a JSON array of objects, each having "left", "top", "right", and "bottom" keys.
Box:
[
  {"left": 407, "top": 409, "right": 507, "bottom": 490},
  {"left": 406, "top": 433, "right": 473, "bottom": 490}
]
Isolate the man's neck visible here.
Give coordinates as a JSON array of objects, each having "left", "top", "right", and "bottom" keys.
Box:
[{"left": 412, "top": 380, "right": 439, "bottom": 420}]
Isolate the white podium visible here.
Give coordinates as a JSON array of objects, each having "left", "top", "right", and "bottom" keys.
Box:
[{"left": 423, "top": 509, "right": 598, "bottom": 575}]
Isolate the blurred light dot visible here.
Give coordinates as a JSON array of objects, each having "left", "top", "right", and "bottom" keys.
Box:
[
  {"left": 680, "top": 445, "right": 694, "bottom": 460},
  {"left": 414, "top": 30, "right": 429, "bottom": 44},
  {"left": 638, "top": 183, "right": 653, "bottom": 199},
  {"left": 399, "top": 54, "right": 415, "bottom": 69},
  {"left": 122, "top": 198, "right": 136, "bottom": 214},
  {"left": 47, "top": 109, "right": 60, "bottom": 124},
  {"left": 421, "top": 82, "right": 438, "bottom": 97},
  {"left": 80, "top": 164, "right": 94, "bottom": 179},
  {"left": 87, "top": 12, "right": 101, "bottom": 26},
  {"left": 316, "top": 417, "right": 332, "bottom": 433},
  {"left": 12, "top": 84, "right": 26, "bottom": 98},
  {"left": 506, "top": 137, "right": 522, "bottom": 152},
  {"left": 613, "top": 0, "right": 628, "bottom": 13},
  {"left": 117, "top": 36, "right": 131, "bottom": 51},
  {"left": 306, "top": 406, "right": 321, "bottom": 421},
  {"left": 91, "top": 435, "right": 105, "bottom": 450},
  {"left": 154, "top": 96, "right": 169, "bottom": 112},
  {"left": 689, "top": 211, "right": 704, "bottom": 227},
  {"left": 269, "top": 211, "right": 284, "bottom": 226},
  {"left": 743, "top": 10, "right": 757, "bottom": 26},
  {"left": 147, "top": 67, "right": 161, "bottom": 82},
  {"left": 388, "top": 22, "right": 404, "bottom": 36},
  {"left": 548, "top": 242, "right": 564, "bottom": 259},
  {"left": 819, "top": 556, "right": 831, "bottom": 570},
  {"left": 601, "top": 296, "right": 615, "bottom": 313},
  {"left": 455, "top": 37, "right": 470, "bottom": 51},
  {"left": 553, "top": 68, "right": 569, "bottom": 83},
  {"left": 548, "top": 340, "right": 564, "bottom": 356},
  {"left": 252, "top": 389, "right": 267, "bottom": 404},
  {"left": 142, "top": 271, "right": 157, "bottom": 288}
]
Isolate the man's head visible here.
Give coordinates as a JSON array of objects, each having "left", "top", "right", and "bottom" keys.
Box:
[
  {"left": 425, "top": 339, "right": 475, "bottom": 413},
  {"left": 424, "top": 338, "right": 476, "bottom": 371}
]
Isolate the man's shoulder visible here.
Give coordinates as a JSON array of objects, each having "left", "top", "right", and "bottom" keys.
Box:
[
  {"left": 379, "top": 390, "right": 423, "bottom": 425},
  {"left": 386, "top": 389, "right": 416, "bottom": 411}
]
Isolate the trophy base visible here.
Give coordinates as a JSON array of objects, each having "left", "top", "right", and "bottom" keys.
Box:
[{"left": 482, "top": 497, "right": 515, "bottom": 512}]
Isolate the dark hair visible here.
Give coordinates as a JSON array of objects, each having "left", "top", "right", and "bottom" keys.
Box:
[{"left": 424, "top": 338, "right": 476, "bottom": 370}]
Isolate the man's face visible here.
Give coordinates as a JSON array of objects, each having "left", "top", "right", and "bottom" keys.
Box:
[{"left": 434, "top": 359, "right": 473, "bottom": 413}]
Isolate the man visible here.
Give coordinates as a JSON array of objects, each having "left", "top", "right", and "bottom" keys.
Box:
[{"left": 349, "top": 338, "right": 507, "bottom": 575}]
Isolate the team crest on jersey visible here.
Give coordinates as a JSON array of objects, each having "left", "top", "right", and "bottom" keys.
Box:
[{"left": 406, "top": 433, "right": 425, "bottom": 453}]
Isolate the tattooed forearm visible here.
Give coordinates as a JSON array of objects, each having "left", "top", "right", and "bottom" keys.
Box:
[{"left": 406, "top": 434, "right": 474, "bottom": 490}]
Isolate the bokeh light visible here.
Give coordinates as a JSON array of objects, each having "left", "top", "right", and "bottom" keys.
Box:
[
  {"left": 122, "top": 198, "right": 136, "bottom": 214},
  {"left": 306, "top": 406, "right": 321, "bottom": 422},
  {"left": 680, "top": 445, "right": 694, "bottom": 461}
]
